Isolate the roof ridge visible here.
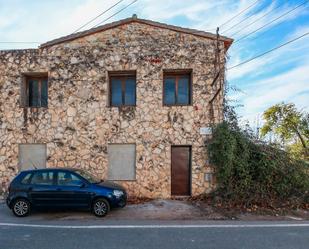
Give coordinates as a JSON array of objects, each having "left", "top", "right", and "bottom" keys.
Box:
[{"left": 40, "top": 16, "right": 233, "bottom": 49}]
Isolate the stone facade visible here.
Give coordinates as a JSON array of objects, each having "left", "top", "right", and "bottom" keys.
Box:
[{"left": 0, "top": 18, "right": 231, "bottom": 198}]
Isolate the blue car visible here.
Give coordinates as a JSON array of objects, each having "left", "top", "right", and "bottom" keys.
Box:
[{"left": 6, "top": 168, "right": 127, "bottom": 217}]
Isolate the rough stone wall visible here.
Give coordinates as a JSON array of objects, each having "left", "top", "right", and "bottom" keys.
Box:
[{"left": 0, "top": 22, "right": 226, "bottom": 198}]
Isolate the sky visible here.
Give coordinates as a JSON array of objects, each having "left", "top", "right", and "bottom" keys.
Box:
[{"left": 0, "top": 0, "right": 308, "bottom": 129}]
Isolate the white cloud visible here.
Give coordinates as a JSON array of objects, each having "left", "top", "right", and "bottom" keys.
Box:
[
  {"left": 227, "top": 1, "right": 308, "bottom": 40},
  {"left": 235, "top": 63, "right": 309, "bottom": 125},
  {"left": 228, "top": 24, "right": 309, "bottom": 125},
  {"left": 0, "top": 0, "right": 128, "bottom": 47}
]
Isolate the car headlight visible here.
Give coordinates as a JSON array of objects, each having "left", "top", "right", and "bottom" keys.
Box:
[{"left": 113, "top": 190, "right": 124, "bottom": 198}]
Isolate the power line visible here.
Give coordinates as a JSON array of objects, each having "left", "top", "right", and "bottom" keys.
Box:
[
  {"left": 0, "top": 0, "right": 138, "bottom": 46},
  {"left": 229, "top": 1, "right": 286, "bottom": 37},
  {"left": 233, "top": 0, "right": 308, "bottom": 44},
  {"left": 0, "top": 41, "right": 40, "bottom": 44},
  {"left": 221, "top": 0, "right": 261, "bottom": 34},
  {"left": 93, "top": 0, "right": 138, "bottom": 28},
  {"left": 227, "top": 31, "right": 309, "bottom": 70},
  {"left": 73, "top": 0, "right": 125, "bottom": 33},
  {"left": 221, "top": 9, "right": 258, "bottom": 34},
  {"left": 219, "top": 0, "right": 260, "bottom": 28}
]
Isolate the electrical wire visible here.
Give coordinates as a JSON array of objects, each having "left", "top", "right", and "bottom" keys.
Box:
[
  {"left": 230, "top": 1, "right": 286, "bottom": 37},
  {"left": 221, "top": 0, "right": 261, "bottom": 34},
  {"left": 227, "top": 31, "right": 309, "bottom": 70},
  {"left": 73, "top": 0, "right": 125, "bottom": 33},
  {"left": 233, "top": 0, "right": 308, "bottom": 44},
  {"left": 0, "top": 42, "right": 40, "bottom": 44},
  {"left": 219, "top": 0, "right": 260, "bottom": 28},
  {"left": 0, "top": 0, "right": 138, "bottom": 46},
  {"left": 92, "top": 0, "right": 138, "bottom": 28}
]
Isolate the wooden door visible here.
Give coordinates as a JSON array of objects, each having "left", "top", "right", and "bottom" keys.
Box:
[{"left": 171, "top": 146, "right": 191, "bottom": 196}]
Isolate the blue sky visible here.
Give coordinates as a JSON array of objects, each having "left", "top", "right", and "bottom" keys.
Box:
[{"left": 1, "top": 0, "right": 308, "bottom": 128}]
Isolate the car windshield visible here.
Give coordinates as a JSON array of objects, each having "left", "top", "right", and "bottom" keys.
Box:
[{"left": 74, "top": 169, "right": 102, "bottom": 184}]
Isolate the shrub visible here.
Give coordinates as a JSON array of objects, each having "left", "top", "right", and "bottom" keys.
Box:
[{"left": 208, "top": 122, "right": 309, "bottom": 207}]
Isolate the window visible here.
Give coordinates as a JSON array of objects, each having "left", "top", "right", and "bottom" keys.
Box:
[
  {"left": 57, "top": 172, "right": 84, "bottom": 186},
  {"left": 73, "top": 169, "right": 100, "bottom": 184},
  {"left": 22, "top": 75, "right": 48, "bottom": 107},
  {"left": 20, "top": 173, "right": 32, "bottom": 184},
  {"left": 109, "top": 72, "right": 136, "bottom": 106},
  {"left": 163, "top": 71, "right": 191, "bottom": 105},
  {"left": 30, "top": 171, "right": 54, "bottom": 185},
  {"left": 108, "top": 144, "right": 136, "bottom": 180},
  {"left": 19, "top": 144, "right": 47, "bottom": 171}
]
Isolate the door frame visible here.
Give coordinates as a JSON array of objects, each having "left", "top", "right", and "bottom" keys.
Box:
[{"left": 170, "top": 145, "right": 192, "bottom": 196}]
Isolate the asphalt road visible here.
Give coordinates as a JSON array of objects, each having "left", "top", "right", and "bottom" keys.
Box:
[
  {"left": 1, "top": 202, "right": 309, "bottom": 249},
  {"left": 1, "top": 221, "right": 309, "bottom": 249}
]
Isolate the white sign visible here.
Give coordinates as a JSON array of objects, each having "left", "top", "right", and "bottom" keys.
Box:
[{"left": 200, "top": 127, "right": 212, "bottom": 135}]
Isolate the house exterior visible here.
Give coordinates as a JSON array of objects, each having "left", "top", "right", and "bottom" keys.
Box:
[{"left": 0, "top": 16, "right": 233, "bottom": 198}]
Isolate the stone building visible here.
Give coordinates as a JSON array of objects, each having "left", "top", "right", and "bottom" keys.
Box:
[{"left": 0, "top": 16, "right": 233, "bottom": 198}]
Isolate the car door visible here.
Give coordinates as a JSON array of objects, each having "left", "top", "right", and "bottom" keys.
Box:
[
  {"left": 54, "top": 171, "right": 92, "bottom": 208},
  {"left": 28, "top": 170, "right": 58, "bottom": 207}
]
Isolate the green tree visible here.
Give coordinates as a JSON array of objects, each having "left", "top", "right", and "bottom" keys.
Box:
[{"left": 261, "top": 103, "right": 309, "bottom": 158}]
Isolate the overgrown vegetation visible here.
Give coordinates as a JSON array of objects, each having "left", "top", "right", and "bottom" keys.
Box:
[{"left": 207, "top": 106, "right": 309, "bottom": 208}]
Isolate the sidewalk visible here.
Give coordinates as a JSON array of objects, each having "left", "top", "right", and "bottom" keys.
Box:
[{"left": 1, "top": 198, "right": 308, "bottom": 222}]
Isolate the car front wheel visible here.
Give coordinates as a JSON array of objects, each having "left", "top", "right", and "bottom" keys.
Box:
[
  {"left": 12, "top": 198, "right": 31, "bottom": 217},
  {"left": 92, "top": 198, "right": 110, "bottom": 217}
]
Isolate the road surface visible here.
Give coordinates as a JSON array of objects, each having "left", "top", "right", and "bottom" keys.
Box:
[
  {"left": 1, "top": 201, "right": 308, "bottom": 249},
  {"left": 1, "top": 220, "right": 309, "bottom": 249}
]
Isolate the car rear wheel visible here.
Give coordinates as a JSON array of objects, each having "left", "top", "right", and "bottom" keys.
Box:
[
  {"left": 92, "top": 198, "right": 110, "bottom": 217},
  {"left": 12, "top": 198, "right": 31, "bottom": 217}
]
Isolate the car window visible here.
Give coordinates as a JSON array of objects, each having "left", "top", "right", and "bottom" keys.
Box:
[
  {"left": 74, "top": 169, "right": 100, "bottom": 184},
  {"left": 57, "top": 172, "right": 84, "bottom": 186},
  {"left": 30, "top": 172, "right": 54, "bottom": 185},
  {"left": 20, "top": 173, "right": 32, "bottom": 184}
]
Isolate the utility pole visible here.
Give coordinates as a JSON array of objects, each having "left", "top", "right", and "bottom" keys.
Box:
[{"left": 209, "top": 27, "right": 222, "bottom": 125}]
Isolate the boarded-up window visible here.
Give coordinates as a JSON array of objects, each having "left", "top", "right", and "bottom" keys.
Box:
[
  {"left": 19, "top": 144, "right": 46, "bottom": 171},
  {"left": 21, "top": 74, "right": 48, "bottom": 107},
  {"left": 108, "top": 144, "right": 136, "bottom": 180}
]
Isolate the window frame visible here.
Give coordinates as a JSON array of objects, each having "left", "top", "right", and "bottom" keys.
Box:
[
  {"left": 163, "top": 70, "right": 192, "bottom": 106},
  {"left": 109, "top": 71, "right": 136, "bottom": 107},
  {"left": 20, "top": 172, "right": 33, "bottom": 185},
  {"left": 29, "top": 171, "right": 55, "bottom": 186},
  {"left": 21, "top": 73, "right": 48, "bottom": 108},
  {"left": 56, "top": 171, "right": 86, "bottom": 187}
]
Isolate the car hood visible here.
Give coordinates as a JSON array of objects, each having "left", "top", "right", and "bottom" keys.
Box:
[{"left": 96, "top": 181, "right": 125, "bottom": 191}]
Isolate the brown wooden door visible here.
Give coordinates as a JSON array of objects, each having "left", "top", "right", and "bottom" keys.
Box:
[{"left": 171, "top": 146, "right": 191, "bottom": 196}]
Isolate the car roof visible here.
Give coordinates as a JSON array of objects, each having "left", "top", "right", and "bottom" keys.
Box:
[{"left": 20, "top": 167, "right": 79, "bottom": 173}]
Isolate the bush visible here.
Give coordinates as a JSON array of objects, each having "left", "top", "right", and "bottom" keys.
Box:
[{"left": 208, "top": 122, "right": 309, "bottom": 207}]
